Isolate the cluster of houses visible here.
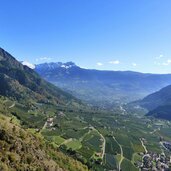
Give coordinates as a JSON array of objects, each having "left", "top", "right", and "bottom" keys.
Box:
[
  {"left": 46, "top": 117, "right": 54, "bottom": 127},
  {"left": 136, "top": 152, "right": 171, "bottom": 171},
  {"left": 163, "top": 142, "right": 171, "bottom": 151},
  {"left": 46, "top": 111, "right": 65, "bottom": 129},
  {"left": 143, "top": 153, "right": 170, "bottom": 170}
]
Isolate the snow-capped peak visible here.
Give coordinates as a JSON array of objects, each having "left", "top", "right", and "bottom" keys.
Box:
[
  {"left": 22, "top": 61, "right": 35, "bottom": 69},
  {"left": 61, "top": 64, "right": 73, "bottom": 69},
  {"left": 35, "top": 62, "right": 77, "bottom": 70},
  {"left": 61, "top": 62, "right": 76, "bottom": 69}
]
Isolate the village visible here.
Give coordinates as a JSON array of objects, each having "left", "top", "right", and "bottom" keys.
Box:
[{"left": 135, "top": 138, "right": 171, "bottom": 171}]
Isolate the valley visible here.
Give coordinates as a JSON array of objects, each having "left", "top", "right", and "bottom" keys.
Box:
[
  {"left": 2, "top": 95, "right": 171, "bottom": 170},
  {"left": 1, "top": 48, "right": 171, "bottom": 171},
  {"left": 1, "top": 0, "right": 171, "bottom": 170},
  {"left": 35, "top": 62, "right": 171, "bottom": 109}
]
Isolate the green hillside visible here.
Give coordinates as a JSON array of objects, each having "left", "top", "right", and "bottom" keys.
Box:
[
  {"left": 0, "top": 112, "right": 88, "bottom": 171},
  {"left": 1, "top": 48, "right": 171, "bottom": 171},
  {"left": 0, "top": 48, "right": 81, "bottom": 107},
  {"left": 136, "top": 85, "right": 171, "bottom": 120},
  {"left": 0, "top": 47, "right": 88, "bottom": 170}
]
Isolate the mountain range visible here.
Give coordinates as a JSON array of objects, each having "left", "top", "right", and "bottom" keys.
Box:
[
  {"left": 35, "top": 62, "right": 171, "bottom": 108},
  {"left": 135, "top": 85, "right": 171, "bottom": 120},
  {"left": 0, "top": 48, "right": 81, "bottom": 107},
  {"left": 1, "top": 47, "right": 171, "bottom": 171}
]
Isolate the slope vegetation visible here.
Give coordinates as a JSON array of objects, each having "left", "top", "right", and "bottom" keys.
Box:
[
  {"left": 0, "top": 113, "right": 88, "bottom": 171},
  {"left": 0, "top": 48, "right": 88, "bottom": 170},
  {"left": 0, "top": 48, "right": 80, "bottom": 106}
]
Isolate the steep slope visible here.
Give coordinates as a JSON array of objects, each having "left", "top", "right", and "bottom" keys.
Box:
[
  {"left": 136, "top": 85, "right": 171, "bottom": 111},
  {"left": 0, "top": 48, "right": 80, "bottom": 106},
  {"left": 147, "top": 105, "right": 171, "bottom": 120},
  {"left": 0, "top": 114, "right": 88, "bottom": 171},
  {"left": 135, "top": 85, "right": 171, "bottom": 120},
  {"left": 0, "top": 48, "right": 88, "bottom": 170},
  {"left": 35, "top": 62, "right": 171, "bottom": 107}
]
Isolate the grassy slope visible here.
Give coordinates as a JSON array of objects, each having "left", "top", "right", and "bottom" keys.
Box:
[{"left": 0, "top": 113, "right": 88, "bottom": 171}]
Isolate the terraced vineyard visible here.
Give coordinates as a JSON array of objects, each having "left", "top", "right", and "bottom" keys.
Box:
[{"left": 1, "top": 96, "right": 171, "bottom": 170}]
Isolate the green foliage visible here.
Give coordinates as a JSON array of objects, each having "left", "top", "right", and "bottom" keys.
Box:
[
  {"left": 105, "top": 136, "right": 120, "bottom": 154},
  {"left": 65, "top": 139, "right": 82, "bottom": 150},
  {"left": 122, "top": 146, "right": 134, "bottom": 160},
  {"left": 1, "top": 47, "right": 171, "bottom": 171},
  {"left": 121, "top": 158, "right": 138, "bottom": 171},
  {"left": 0, "top": 114, "right": 88, "bottom": 171},
  {"left": 103, "top": 154, "right": 117, "bottom": 170},
  {"left": 0, "top": 47, "right": 82, "bottom": 108}
]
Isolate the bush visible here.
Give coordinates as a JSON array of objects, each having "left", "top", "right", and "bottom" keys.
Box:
[
  {"left": 8, "top": 153, "right": 17, "bottom": 163},
  {"left": 19, "top": 129, "right": 26, "bottom": 139},
  {"left": 26, "top": 154, "right": 33, "bottom": 164},
  {"left": 0, "top": 163, "right": 8, "bottom": 171}
]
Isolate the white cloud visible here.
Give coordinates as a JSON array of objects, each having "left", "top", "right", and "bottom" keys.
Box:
[
  {"left": 132, "top": 63, "right": 137, "bottom": 67},
  {"left": 97, "top": 62, "right": 103, "bottom": 66},
  {"left": 109, "top": 60, "right": 120, "bottom": 64},
  {"left": 22, "top": 61, "right": 35, "bottom": 69},
  {"left": 154, "top": 59, "right": 171, "bottom": 66},
  {"left": 36, "top": 57, "right": 52, "bottom": 61},
  {"left": 162, "top": 59, "right": 171, "bottom": 66},
  {"left": 155, "top": 54, "right": 164, "bottom": 59}
]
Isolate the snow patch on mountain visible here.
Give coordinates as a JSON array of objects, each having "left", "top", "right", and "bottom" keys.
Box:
[
  {"left": 22, "top": 61, "right": 35, "bottom": 69},
  {"left": 36, "top": 62, "right": 77, "bottom": 70}
]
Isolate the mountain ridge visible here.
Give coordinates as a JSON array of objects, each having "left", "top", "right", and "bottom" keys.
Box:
[
  {"left": 134, "top": 84, "right": 171, "bottom": 120},
  {"left": 0, "top": 48, "right": 81, "bottom": 107},
  {"left": 0, "top": 47, "right": 88, "bottom": 171},
  {"left": 35, "top": 62, "right": 171, "bottom": 108}
]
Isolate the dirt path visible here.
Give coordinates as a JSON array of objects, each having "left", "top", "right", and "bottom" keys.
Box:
[
  {"left": 79, "top": 126, "right": 106, "bottom": 159},
  {"left": 150, "top": 128, "right": 160, "bottom": 134},
  {"left": 42, "top": 121, "right": 47, "bottom": 130},
  {"left": 90, "top": 126, "right": 106, "bottom": 159},
  {"left": 79, "top": 127, "right": 91, "bottom": 141},
  {"left": 113, "top": 136, "right": 124, "bottom": 171},
  {"left": 140, "top": 138, "right": 148, "bottom": 154},
  {"left": 98, "top": 131, "right": 106, "bottom": 159},
  {"left": 61, "top": 138, "right": 73, "bottom": 145},
  {"left": 9, "top": 102, "right": 15, "bottom": 109}
]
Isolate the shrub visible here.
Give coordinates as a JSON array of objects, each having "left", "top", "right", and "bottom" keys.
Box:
[
  {"left": 26, "top": 154, "right": 33, "bottom": 164},
  {"left": 0, "top": 163, "right": 8, "bottom": 171}
]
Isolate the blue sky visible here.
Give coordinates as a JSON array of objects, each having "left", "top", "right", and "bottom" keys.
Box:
[{"left": 0, "top": 0, "right": 171, "bottom": 73}]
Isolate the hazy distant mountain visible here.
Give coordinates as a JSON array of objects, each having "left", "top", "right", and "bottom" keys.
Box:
[
  {"left": 135, "top": 85, "right": 171, "bottom": 120},
  {"left": 35, "top": 62, "right": 171, "bottom": 108},
  {"left": 0, "top": 48, "right": 80, "bottom": 106}
]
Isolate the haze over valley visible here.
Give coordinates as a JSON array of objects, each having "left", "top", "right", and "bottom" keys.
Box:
[
  {"left": 1, "top": 1, "right": 171, "bottom": 171},
  {"left": 35, "top": 62, "right": 171, "bottom": 109}
]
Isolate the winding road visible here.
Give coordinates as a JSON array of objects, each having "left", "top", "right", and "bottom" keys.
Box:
[
  {"left": 9, "top": 102, "right": 15, "bottom": 109},
  {"left": 98, "top": 131, "right": 106, "bottom": 159},
  {"left": 140, "top": 138, "right": 148, "bottom": 154},
  {"left": 61, "top": 138, "right": 73, "bottom": 145},
  {"left": 113, "top": 136, "right": 124, "bottom": 171},
  {"left": 90, "top": 126, "right": 106, "bottom": 159}
]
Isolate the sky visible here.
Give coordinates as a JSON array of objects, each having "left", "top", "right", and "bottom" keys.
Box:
[{"left": 0, "top": 0, "right": 171, "bottom": 73}]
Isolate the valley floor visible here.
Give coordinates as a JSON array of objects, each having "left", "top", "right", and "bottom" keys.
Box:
[{"left": 1, "top": 96, "right": 171, "bottom": 171}]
